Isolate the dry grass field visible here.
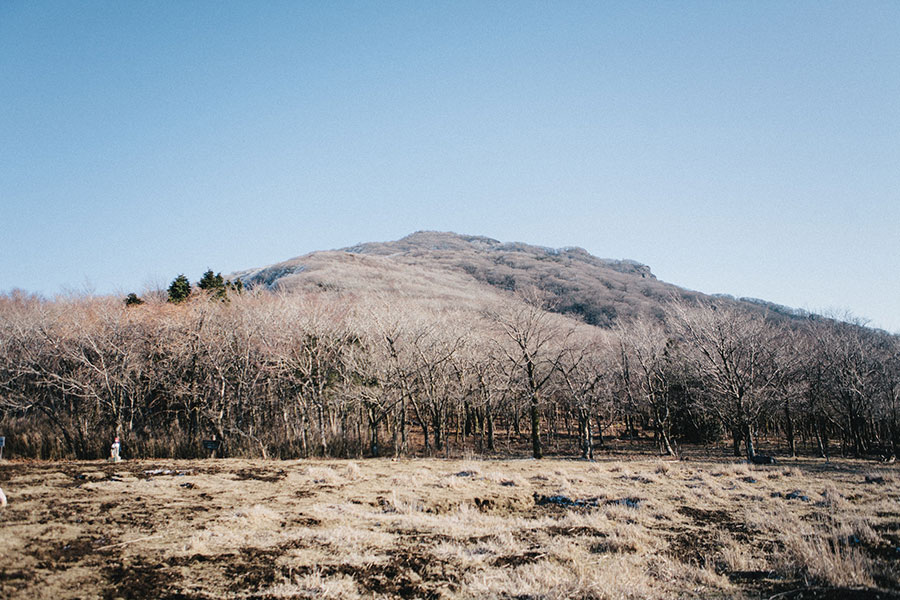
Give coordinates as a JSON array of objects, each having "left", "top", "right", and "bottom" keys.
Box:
[{"left": 1, "top": 455, "right": 899, "bottom": 600}]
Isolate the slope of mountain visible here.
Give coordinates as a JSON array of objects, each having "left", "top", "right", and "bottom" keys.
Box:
[{"left": 232, "top": 231, "right": 711, "bottom": 327}]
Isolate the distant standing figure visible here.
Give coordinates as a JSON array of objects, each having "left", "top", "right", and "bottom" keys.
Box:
[
  {"left": 0, "top": 486, "right": 7, "bottom": 508},
  {"left": 110, "top": 436, "right": 121, "bottom": 462}
]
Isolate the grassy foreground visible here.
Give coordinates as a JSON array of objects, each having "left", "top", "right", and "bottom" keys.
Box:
[{"left": 1, "top": 456, "right": 899, "bottom": 599}]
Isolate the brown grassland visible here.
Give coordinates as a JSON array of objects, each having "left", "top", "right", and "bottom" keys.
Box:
[{"left": 2, "top": 450, "right": 899, "bottom": 600}]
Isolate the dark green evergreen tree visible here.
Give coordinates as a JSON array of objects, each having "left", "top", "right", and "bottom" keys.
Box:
[
  {"left": 167, "top": 274, "right": 192, "bottom": 303},
  {"left": 124, "top": 293, "right": 144, "bottom": 306},
  {"left": 198, "top": 269, "right": 228, "bottom": 301}
]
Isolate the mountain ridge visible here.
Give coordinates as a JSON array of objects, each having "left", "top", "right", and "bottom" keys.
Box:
[
  {"left": 340, "top": 231, "right": 656, "bottom": 279},
  {"left": 231, "top": 231, "right": 800, "bottom": 327}
]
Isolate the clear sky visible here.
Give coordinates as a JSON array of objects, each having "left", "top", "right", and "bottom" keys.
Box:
[{"left": 2, "top": 1, "right": 898, "bottom": 332}]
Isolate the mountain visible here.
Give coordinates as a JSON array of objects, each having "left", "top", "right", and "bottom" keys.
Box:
[{"left": 231, "top": 231, "right": 788, "bottom": 327}]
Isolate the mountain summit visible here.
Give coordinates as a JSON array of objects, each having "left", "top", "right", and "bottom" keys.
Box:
[
  {"left": 342, "top": 231, "right": 656, "bottom": 279},
  {"left": 232, "top": 231, "right": 700, "bottom": 326}
]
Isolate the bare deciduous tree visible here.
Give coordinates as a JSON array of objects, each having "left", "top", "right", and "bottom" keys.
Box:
[
  {"left": 493, "top": 292, "right": 572, "bottom": 459},
  {"left": 671, "top": 299, "right": 787, "bottom": 460},
  {"left": 616, "top": 317, "right": 682, "bottom": 456}
]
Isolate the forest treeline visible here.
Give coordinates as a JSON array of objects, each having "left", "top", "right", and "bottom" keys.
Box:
[{"left": 0, "top": 286, "right": 897, "bottom": 461}]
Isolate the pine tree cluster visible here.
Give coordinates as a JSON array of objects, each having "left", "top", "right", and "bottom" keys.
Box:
[{"left": 124, "top": 270, "right": 243, "bottom": 306}]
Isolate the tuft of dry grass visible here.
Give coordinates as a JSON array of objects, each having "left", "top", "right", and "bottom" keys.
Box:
[
  {"left": 264, "top": 572, "right": 363, "bottom": 599},
  {"left": 779, "top": 533, "right": 875, "bottom": 588}
]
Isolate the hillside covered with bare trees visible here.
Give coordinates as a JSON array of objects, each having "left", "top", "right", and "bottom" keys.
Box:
[
  {"left": 233, "top": 231, "right": 694, "bottom": 327},
  {"left": 1, "top": 232, "right": 897, "bottom": 461}
]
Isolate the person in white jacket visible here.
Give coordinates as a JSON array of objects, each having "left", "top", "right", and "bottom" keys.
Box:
[{"left": 110, "top": 437, "right": 121, "bottom": 462}]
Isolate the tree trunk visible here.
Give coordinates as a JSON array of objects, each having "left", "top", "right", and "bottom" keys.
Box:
[
  {"left": 595, "top": 413, "right": 605, "bottom": 447},
  {"left": 400, "top": 395, "right": 407, "bottom": 456},
  {"left": 421, "top": 420, "right": 430, "bottom": 454},
  {"left": 433, "top": 411, "right": 443, "bottom": 452},
  {"left": 318, "top": 404, "right": 328, "bottom": 457},
  {"left": 486, "top": 408, "right": 495, "bottom": 452},
  {"left": 579, "top": 410, "right": 593, "bottom": 460},
  {"left": 370, "top": 425, "right": 380, "bottom": 458},
  {"left": 731, "top": 426, "right": 743, "bottom": 457},
  {"left": 586, "top": 414, "right": 594, "bottom": 460},
  {"left": 744, "top": 422, "right": 756, "bottom": 460},
  {"left": 660, "top": 429, "right": 675, "bottom": 457},
  {"left": 815, "top": 418, "right": 828, "bottom": 459},
  {"left": 784, "top": 398, "right": 796, "bottom": 457},
  {"left": 367, "top": 407, "right": 380, "bottom": 457},
  {"left": 530, "top": 395, "right": 542, "bottom": 459}
]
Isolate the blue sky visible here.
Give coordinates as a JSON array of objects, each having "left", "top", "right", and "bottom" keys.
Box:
[{"left": 2, "top": 1, "right": 898, "bottom": 332}]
